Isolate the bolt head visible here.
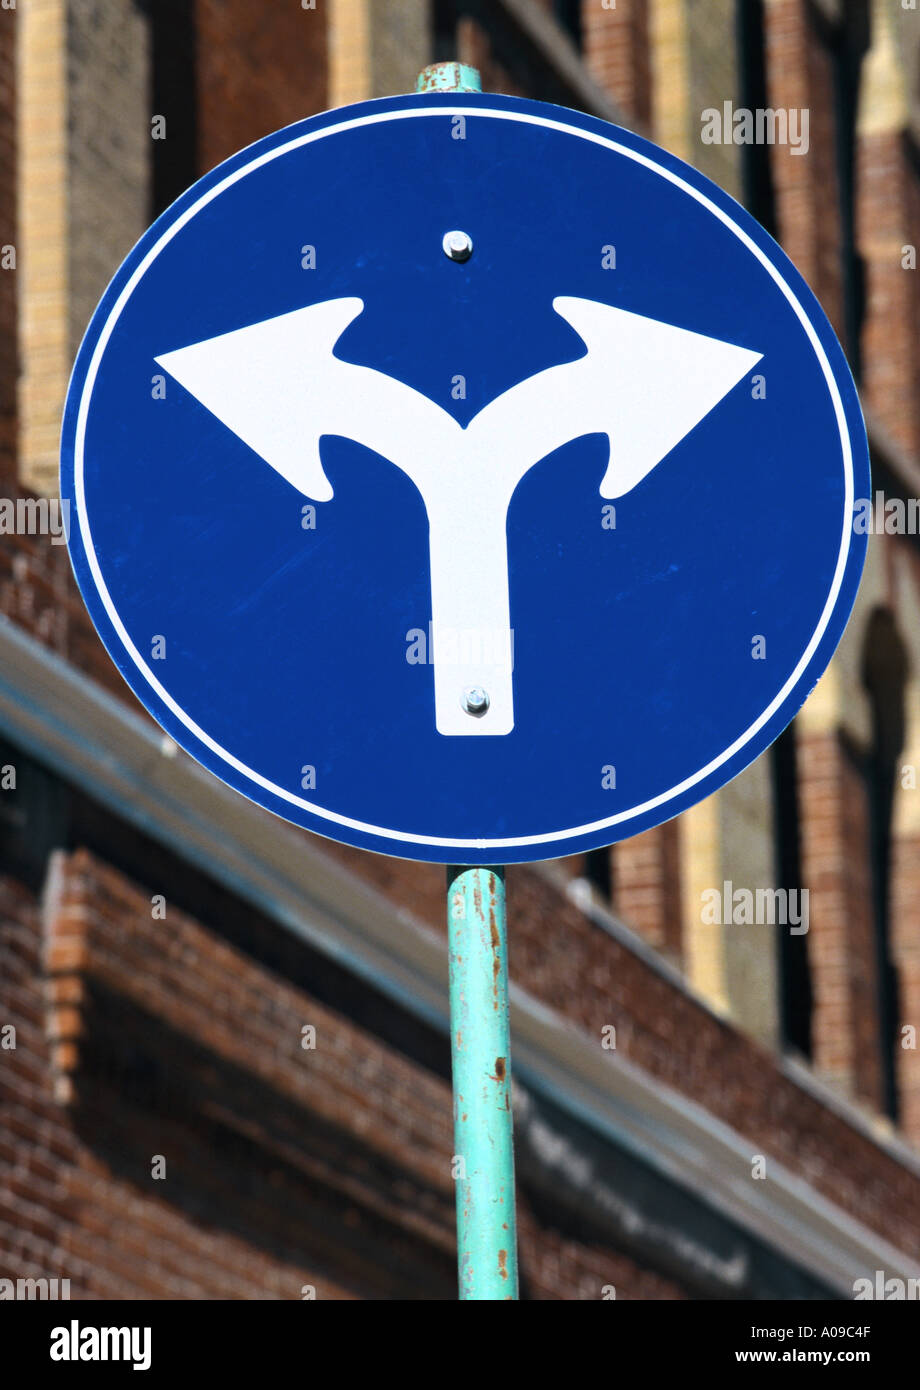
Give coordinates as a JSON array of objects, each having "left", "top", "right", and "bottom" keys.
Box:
[
  {"left": 462, "top": 686, "right": 490, "bottom": 716},
  {"left": 443, "top": 229, "right": 473, "bottom": 263}
]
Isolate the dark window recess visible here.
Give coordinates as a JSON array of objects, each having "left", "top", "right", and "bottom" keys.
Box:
[
  {"left": 0, "top": 739, "right": 69, "bottom": 893},
  {"left": 433, "top": 0, "right": 458, "bottom": 64},
  {"left": 583, "top": 847, "right": 613, "bottom": 901},
  {"left": 143, "top": 0, "right": 198, "bottom": 218},
  {"left": 553, "top": 0, "right": 583, "bottom": 49},
  {"left": 735, "top": 0, "right": 777, "bottom": 237},
  {"left": 861, "top": 607, "right": 908, "bottom": 1123},
  {"left": 771, "top": 724, "right": 812, "bottom": 1060}
]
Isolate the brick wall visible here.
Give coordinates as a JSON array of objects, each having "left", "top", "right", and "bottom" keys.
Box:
[
  {"left": 582, "top": 0, "right": 652, "bottom": 126},
  {"left": 615, "top": 823, "right": 683, "bottom": 962},
  {"left": 797, "top": 730, "right": 884, "bottom": 1110},
  {"left": 0, "top": 848, "right": 684, "bottom": 1299},
  {"left": 322, "top": 836, "right": 920, "bottom": 1257},
  {"left": 0, "top": 5, "right": 77, "bottom": 660},
  {"left": 195, "top": 0, "right": 328, "bottom": 174},
  {"left": 857, "top": 126, "right": 920, "bottom": 457},
  {"left": 0, "top": 520, "right": 133, "bottom": 702},
  {"left": 67, "top": 0, "right": 151, "bottom": 358},
  {"left": 764, "top": 0, "right": 845, "bottom": 336}
]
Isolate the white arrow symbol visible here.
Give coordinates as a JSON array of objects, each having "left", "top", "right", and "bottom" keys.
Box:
[{"left": 156, "top": 297, "right": 761, "bottom": 735}]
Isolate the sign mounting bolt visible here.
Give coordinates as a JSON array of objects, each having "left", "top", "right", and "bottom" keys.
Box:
[
  {"left": 462, "top": 686, "right": 490, "bottom": 717},
  {"left": 443, "top": 230, "right": 473, "bottom": 262}
]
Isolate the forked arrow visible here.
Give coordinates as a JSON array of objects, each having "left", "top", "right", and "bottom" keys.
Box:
[{"left": 156, "top": 296, "right": 761, "bottom": 735}]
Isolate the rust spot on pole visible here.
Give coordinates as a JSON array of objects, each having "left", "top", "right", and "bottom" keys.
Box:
[
  {"left": 489, "top": 895, "right": 501, "bottom": 1006},
  {"left": 498, "top": 1249, "right": 508, "bottom": 1280}
]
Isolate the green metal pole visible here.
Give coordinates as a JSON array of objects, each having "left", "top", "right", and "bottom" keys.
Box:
[
  {"left": 417, "top": 60, "right": 519, "bottom": 1301},
  {"left": 446, "top": 866, "right": 519, "bottom": 1299}
]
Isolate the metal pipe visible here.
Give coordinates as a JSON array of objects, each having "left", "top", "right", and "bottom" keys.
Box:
[{"left": 446, "top": 865, "right": 519, "bottom": 1299}]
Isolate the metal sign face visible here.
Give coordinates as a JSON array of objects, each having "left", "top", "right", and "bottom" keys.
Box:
[{"left": 61, "top": 93, "right": 869, "bottom": 864}]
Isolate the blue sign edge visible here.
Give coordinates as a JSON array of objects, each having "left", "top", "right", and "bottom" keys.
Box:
[{"left": 59, "top": 90, "right": 870, "bottom": 865}]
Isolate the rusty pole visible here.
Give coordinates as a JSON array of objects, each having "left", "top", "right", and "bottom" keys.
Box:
[
  {"left": 418, "top": 61, "right": 520, "bottom": 1302},
  {"left": 446, "top": 865, "right": 518, "bottom": 1299}
]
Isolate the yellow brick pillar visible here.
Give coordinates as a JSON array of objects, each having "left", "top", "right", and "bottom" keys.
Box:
[
  {"left": 17, "top": 0, "right": 151, "bottom": 498},
  {"left": 329, "top": 0, "right": 431, "bottom": 107},
  {"left": 17, "top": 0, "right": 69, "bottom": 497}
]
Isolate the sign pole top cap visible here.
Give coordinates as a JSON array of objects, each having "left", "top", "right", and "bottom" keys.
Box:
[{"left": 415, "top": 62, "right": 482, "bottom": 93}]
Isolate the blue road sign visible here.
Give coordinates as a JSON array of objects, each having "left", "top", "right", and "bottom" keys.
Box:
[{"left": 61, "top": 93, "right": 869, "bottom": 864}]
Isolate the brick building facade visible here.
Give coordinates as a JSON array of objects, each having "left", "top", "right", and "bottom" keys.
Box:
[{"left": 1, "top": 0, "right": 920, "bottom": 1300}]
